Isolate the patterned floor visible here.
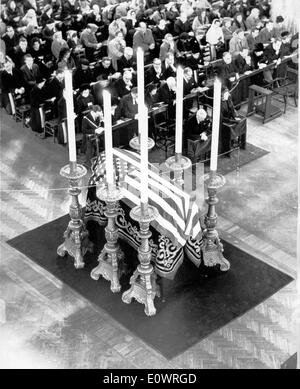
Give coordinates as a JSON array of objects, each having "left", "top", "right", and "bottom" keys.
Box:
[{"left": 0, "top": 102, "right": 298, "bottom": 369}]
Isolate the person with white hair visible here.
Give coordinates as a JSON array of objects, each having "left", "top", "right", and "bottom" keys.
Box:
[
  {"left": 157, "top": 76, "right": 177, "bottom": 118},
  {"left": 159, "top": 33, "right": 176, "bottom": 62},
  {"left": 245, "top": 8, "right": 263, "bottom": 30},
  {"left": 51, "top": 31, "right": 68, "bottom": 60},
  {"left": 114, "top": 69, "right": 133, "bottom": 99},
  {"left": 132, "top": 21, "right": 155, "bottom": 56},
  {"left": 185, "top": 107, "right": 212, "bottom": 141},
  {"left": 117, "top": 46, "right": 134, "bottom": 73},
  {"left": 107, "top": 30, "right": 126, "bottom": 70}
]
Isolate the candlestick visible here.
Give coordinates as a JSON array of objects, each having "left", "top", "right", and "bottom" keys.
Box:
[
  {"left": 175, "top": 66, "right": 184, "bottom": 155},
  {"left": 210, "top": 78, "right": 222, "bottom": 171},
  {"left": 201, "top": 171, "right": 230, "bottom": 272},
  {"left": 140, "top": 105, "right": 148, "bottom": 205},
  {"left": 64, "top": 70, "right": 77, "bottom": 164},
  {"left": 57, "top": 163, "right": 93, "bottom": 269},
  {"left": 103, "top": 90, "right": 114, "bottom": 190},
  {"left": 122, "top": 204, "right": 160, "bottom": 316},
  {"left": 90, "top": 185, "right": 125, "bottom": 293},
  {"left": 137, "top": 47, "right": 144, "bottom": 136}
]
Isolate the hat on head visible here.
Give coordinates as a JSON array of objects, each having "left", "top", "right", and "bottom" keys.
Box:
[
  {"left": 281, "top": 31, "right": 289, "bottom": 38},
  {"left": 80, "top": 83, "right": 90, "bottom": 92},
  {"left": 180, "top": 32, "right": 189, "bottom": 40},
  {"left": 276, "top": 15, "right": 284, "bottom": 23},
  {"left": 254, "top": 42, "right": 264, "bottom": 52}
]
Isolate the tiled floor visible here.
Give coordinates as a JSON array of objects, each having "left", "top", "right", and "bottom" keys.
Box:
[{"left": 0, "top": 100, "right": 298, "bottom": 369}]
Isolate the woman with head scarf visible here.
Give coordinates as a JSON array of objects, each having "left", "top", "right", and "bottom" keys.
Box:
[{"left": 206, "top": 19, "right": 225, "bottom": 59}]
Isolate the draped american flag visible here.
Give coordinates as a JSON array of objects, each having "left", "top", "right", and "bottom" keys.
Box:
[{"left": 89, "top": 148, "right": 203, "bottom": 249}]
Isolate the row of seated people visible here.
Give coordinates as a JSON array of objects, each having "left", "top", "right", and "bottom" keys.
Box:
[
  {"left": 0, "top": 1, "right": 297, "bottom": 160},
  {"left": 0, "top": 3, "right": 295, "bottom": 75},
  {"left": 0, "top": 26, "right": 296, "bottom": 121},
  {"left": 0, "top": 38, "right": 296, "bottom": 166}
]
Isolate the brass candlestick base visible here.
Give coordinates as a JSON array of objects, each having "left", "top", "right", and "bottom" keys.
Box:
[
  {"left": 165, "top": 153, "right": 192, "bottom": 188},
  {"left": 90, "top": 185, "right": 125, "bottom": 293},
  {"left": 57, "top": 163, "right": 93, "bottom": 269},
  {"left": 201, "top": 172, "right": 230, "bottom": 272},
  {"left": 129, "top": 136, "right": 155, "bottom": 152},
  {"left": 122, "top": 204, "right": 160, "bottom": 316}
]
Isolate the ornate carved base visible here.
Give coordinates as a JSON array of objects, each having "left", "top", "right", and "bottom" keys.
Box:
[
  {"left": 57, "top": 163, "right": 92, "bottom": 269},
  {"left": 122, "top": 265, "right": 160, "bottom": 316},
  {"left": 91, "top": 245, "right": 125, "bottom": 293},
  {"left": 90, "top": 185, "right": 125, "bottom": 291},
  {"left": 122, "top": 204, "right": 160, "bottom": 316},
  {"left": 201, "top": 235, "right": 230, "bottom": 272},
  {"left": 201, "top": 172, "right": 230, "bottom": 272},
  {"left": 57, "top": 220, "right": 93, "bottom": 269}
]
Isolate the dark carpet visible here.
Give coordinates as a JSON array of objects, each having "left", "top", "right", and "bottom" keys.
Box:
[
  {"left": 150, "top": 142, "right": 269, "bottom": 177},
  {"left": 7, "top": 215, "right": 292, "bottom": 359}
]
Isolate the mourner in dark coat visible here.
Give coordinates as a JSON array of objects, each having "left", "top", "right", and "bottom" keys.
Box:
[
  {"left": 1, "top": 60, "right": 24, "bottom": 114},
  {"left": 185, "top": 108, "right": 212, "bottom": 141},
  {"left": 113, "top": 87, "right": 139, "bottom": 145},
  {"left": 20, "top": 54, "right": 41, "bottom": 101},
  {"left": 73, "top": 58, "right": 94, "bottom": 89},
  {"left": 234, "top": 48, "right": 254, "bottom": 101},
  {"left": 29, "top": 76, "right": 47, "bottom": 134},
  {"left": 116, "top": 47, "right": 134, "bottom": 73},
  {"left": 145, "top": 58, "right": 166, "bottom": 86},
  {"left": 216, "top": 52, "right": 240, "bottom": 106},
  {"left": 81, "top": 104, "right": 104, "bottom": 163},
  {"left": 114, "top": 70, "right": 133, "bottom": 100},
  {"left": 157, "top": 77, "right": 176, "bottom": 119},
  {"left": 219, "top": 88, "right": 246, "bottom": 155}
]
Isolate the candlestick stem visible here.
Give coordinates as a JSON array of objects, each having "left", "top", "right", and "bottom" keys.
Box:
[
  {"left": 165, "top": 153, "right": 192, "bottom": 189},
  {"left": 91, "top": 186, "right": 124, "bottom": 293},
  {"left": 57, "top": 163, "right": 93, "bottom": 268},
  {"left": 201, "top": 171, "right": 230, "bottom": 271}
]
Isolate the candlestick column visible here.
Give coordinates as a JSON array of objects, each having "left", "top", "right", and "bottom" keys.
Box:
[
  {"left": 201, "top": 78, "right": 230, "bottom": 272},
  {"left": 90, "top": 90, "right": 125, "bottom": 292},
  {"left": 165, "top": 66, "right": 191, "bottom": 189},
  {"left": 57, "top": 71, "right": 93, "bottom": 268}
]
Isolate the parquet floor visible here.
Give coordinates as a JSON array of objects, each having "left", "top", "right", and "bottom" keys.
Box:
[{"left": 0, "top": 101, "right": 298, "bottom": 369}]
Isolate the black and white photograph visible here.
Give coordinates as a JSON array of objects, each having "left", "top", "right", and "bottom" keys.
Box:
[{"left": 0, "top": 0, "right": 299, "bottom": 372}]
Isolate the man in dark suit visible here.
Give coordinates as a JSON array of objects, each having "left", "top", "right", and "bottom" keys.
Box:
[
  {"left": 185, "top": 108, "right": 212, "bottom": 140},
  {"left": 145, "top": 58, "right": 166, "bottom": 86},
  {"left": 21, "top": 54, "right": 41, "bottom": 102},
  {"left": 113, "top": 87, "right": 139, "bottom": 146},
  {"left": 117, "top": 47, "right": 135, "bottom": 73},
  {"left": 81, "top": 104, "right": 104, "bottom": 164},
  {"left": 114, "top": 70, "right": 133, "bottom": 100},
  {"left": 30, "top": 76, "right": 47, "bottom": 135},
  {"left": 157, "top": 76, "right": 176, "bottom": 119}
]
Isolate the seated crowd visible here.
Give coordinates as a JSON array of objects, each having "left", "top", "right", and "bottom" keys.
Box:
[{"left": 0, "top": 0, "right": 298, "bottom": 164}]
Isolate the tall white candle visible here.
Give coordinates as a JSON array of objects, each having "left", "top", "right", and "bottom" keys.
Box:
[
  {"left": 175, "top": 66, "right": 184, "bottom": 155},
  {"left": 64, "top": 70, "right": 76, "bottom": 163},
  {"left": 137, "top": 47, "right": 144, "bottom": 136},
  {"left": 140, "top": 105, "right": 148, "bottom": 204},
  {"left": 210, "top": 78, "right": 222, "bottom": 172},
  {"left": 103, "top": 90, "right": 114, "bottom": 189}
]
